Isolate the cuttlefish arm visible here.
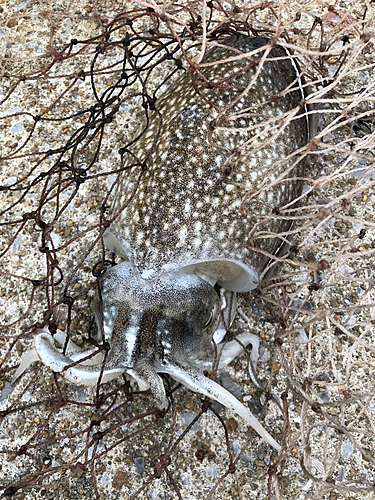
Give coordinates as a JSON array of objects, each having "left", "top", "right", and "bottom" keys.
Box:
[
  {"left": 12, "top": 328, "right": 122, "bottom": 386},
  {"left": 12, "top": 329, "right": 167, "bottom": 403},
  {"left": 11, "top": 349, "right": 40, "bottom": 385},
  {"left": 155, "top": 360, "right": 281, "bottom": 451},
  {"left": 216, "top": 333, "right": 259, "bottom": 371}
]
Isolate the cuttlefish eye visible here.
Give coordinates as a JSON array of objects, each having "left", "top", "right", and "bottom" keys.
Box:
[{"left": 203, "top": 301, "right": 220, "bottom": 330}]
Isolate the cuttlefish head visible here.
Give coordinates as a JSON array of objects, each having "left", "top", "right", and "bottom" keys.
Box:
[{"left": 94, "top": 261, "right": 220, "bottom": 409}]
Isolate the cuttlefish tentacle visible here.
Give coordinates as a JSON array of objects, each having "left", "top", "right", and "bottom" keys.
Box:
[
  {"left": 212, "top": 289, "right": 237, "bottom": 345},
  {"left": 11, "top": 349, "right": 40, "bottom": 385},
  {"left": 216, "top": 333, "right": 259, "bottom": 371},
  {"left": 130, "top": 356, "right": 169, "bottom": 410},
  {"left": 12, "top": 328, "right": 123, "bottom": 387},
  {"left": 12, "top": 325, "right": 260, "bottom": 385},
  {"left": 196, "top": 332, "right": 259, "bottom": 372},
  {"left": 155, "top": 359, "right": 281, "bottom": 451}
]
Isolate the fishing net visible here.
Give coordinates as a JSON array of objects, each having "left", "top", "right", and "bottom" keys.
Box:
[{"left": 0, "top": 1, "right": 374, "bottom": 499}]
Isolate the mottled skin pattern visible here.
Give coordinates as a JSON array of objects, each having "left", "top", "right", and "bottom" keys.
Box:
[
  {"left": 15, "top": 36, "right": 310, "bottom": 451},
  {"left": 105, "top": 35, "right": 309, "bottom": 289}
]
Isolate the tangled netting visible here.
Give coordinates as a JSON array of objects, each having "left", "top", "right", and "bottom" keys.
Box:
[{"left": 1, "top": 1, "right": 375, "bottom": 499}]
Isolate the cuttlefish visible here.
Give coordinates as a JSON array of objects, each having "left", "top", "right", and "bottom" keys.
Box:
[{"left": 14, "top": 35, "right": 311, "bottom": 451}]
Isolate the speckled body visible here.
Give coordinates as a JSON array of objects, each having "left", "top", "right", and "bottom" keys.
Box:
[{"left": 105, "top": 35, "right": 309, "bottom": 291}]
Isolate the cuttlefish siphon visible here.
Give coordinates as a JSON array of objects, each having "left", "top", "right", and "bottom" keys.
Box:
[{"left": 14, "top": 35, "right": 311, "bottom": 451}]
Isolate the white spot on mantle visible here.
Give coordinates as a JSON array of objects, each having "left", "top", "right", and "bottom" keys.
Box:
[{"left": 141, "top": 269, "right": 156, "bottom": 279}]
